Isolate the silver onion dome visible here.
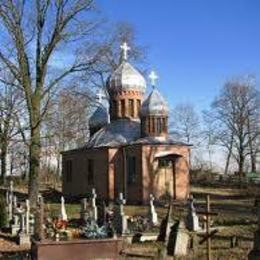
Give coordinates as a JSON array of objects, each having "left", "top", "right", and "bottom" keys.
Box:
[
  {"left": 107, "top": 61, "right": 146, "bottom": 93},
  {"left": 141, "top": 88, "right": 169, "bottom": 116},
  {"left": 89, "top": 105, "right": 108, "bottom": 128}
]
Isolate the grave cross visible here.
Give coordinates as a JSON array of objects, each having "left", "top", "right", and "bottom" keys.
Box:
[
  {"left": 197, "top": 195, "right": 218, "bottom": 260},
  {"left": 25, "top": 199, "right": 30, "bottom": 234},
  {"left": 91, "top": 188, "right": 97, "bottom": 207},
  {"left": 118, "top": 192, "right": 126, "bottom": 215},
  {"left": 91, "top": 188, "right": 98, "bottom": 221}
]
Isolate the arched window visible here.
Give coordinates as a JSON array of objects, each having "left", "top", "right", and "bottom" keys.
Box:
[
  {"left": 157, "top": 118, "right": 162, "bottom": 133},
  {"left": 137, "top": 100, "right": 141, "bottom": 116},
  {"left": 128, "top": 99, "right": 134, "bottom": 117},
  {"left": 121, "top": 100, "right": 125, "bottom": 117}
]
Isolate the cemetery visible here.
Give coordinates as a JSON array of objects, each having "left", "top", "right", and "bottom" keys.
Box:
[{"left": 0, "top": 180, "right": 260, "bottom": 259}]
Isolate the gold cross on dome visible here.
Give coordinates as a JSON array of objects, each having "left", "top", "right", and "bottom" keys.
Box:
[
  {"left": 120, "top": 42, "right": 131, "bottom": 61},
  {"left": 149, "top": 70, "right": 158, "bottom": 87}
]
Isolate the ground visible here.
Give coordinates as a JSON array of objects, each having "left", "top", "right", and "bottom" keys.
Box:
[{"left": 0, "top": 183, "right": 258, "bottom": 259}]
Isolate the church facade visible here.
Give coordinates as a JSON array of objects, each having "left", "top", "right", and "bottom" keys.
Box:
[{"left": 62, "top": 43, "right": 191, "bottom": 204}]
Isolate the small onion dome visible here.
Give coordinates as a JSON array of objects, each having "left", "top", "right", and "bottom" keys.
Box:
[
  {"left": 141, "top": 88, "right": 169, "bottom": 116},
  {"left": 89, "top": 105, "right": 108, "bottom": 129},
  {"left": 107, "top": 61, "right": 146, "bottom": 93}
]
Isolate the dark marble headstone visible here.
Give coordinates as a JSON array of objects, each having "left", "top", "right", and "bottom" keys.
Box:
[{"left": 157, "top": 203, "right": 174, "bottom": 243}]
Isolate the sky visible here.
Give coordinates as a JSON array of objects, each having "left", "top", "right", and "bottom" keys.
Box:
[{"left": 98, "top": 0, "right": 260, "bottom": 111}]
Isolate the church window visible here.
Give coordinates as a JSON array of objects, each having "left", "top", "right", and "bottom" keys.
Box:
[
  {"left": 162, "top": 118, "right": 166, "bottom": 132},
  {"left": 88, "top": 159, "right": 94, "bottom": 185},
  {"left": 66, "top": 160, "right": 72, "bottom": 183},
  {"left": 128, "top": 99, "right": 134, "bottom": 117},
  {"left": 137, "top": 100, "right": 141, "bottom": 115},
  {"left": 112, "top": 100, "right": 117, "bottom": 118},
  {"left": 151, "top": 117, "right": 155, "bottom": 133},
  {"left": 121, "top": 100, "right": 125, "bottom": 117},
  {"left": 157, "top": 118, "right": 162, "bottom": 133},
  {"left": 127, "top": 156, "right": 137, "bottom": 184},
  {"left": 158, "top": 158, "right": 172, "bottom": 168}
]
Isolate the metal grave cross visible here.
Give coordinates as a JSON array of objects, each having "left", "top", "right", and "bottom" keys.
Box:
[{"left": 197, "top": 195, "right": 218, "bottom": 260}]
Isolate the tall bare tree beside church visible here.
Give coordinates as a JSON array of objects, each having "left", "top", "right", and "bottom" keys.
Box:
[
  {"left": 0, "top": 0, "right": 103, "bottom": 206},
  {"left": 212, "top": 77, "right": 260, "bottom": 180}
]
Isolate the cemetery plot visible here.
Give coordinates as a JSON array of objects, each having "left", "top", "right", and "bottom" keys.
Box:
[{"left": 0, "top": 183, "right": 259, "bottom": 259}]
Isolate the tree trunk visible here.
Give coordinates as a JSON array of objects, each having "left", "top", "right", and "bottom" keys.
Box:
[
  {"left": 247, "top": 117, "right": 256, "bottom": 172},
  {"left": 238, "top": 155, "right": 244, "bottom": 189},
  {"left": 0, "top": 140, "right": 7, "bottom": 183},
  {"left": 28, "top": 125, "right": 41, "bottom": 208},
  {"left": 224, "top": 134, "right": 234, "bottom": 175},
  {"left": 28, "top": 92, "right": 41, "bottom": 208}
]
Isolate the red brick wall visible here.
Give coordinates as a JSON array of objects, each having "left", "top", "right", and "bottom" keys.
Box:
[
  {"left": 142, "top": 145, "right": 190, "bottom": 203},
  {"left": 62, "top": 148, "right": 109, "bottom": 198}
]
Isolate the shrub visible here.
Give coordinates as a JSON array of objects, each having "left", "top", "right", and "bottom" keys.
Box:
[{"left": 0, "top": 195, "right": 7, "bottom": 229}]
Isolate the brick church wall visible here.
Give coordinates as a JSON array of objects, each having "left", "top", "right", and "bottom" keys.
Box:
[
  {"left": 142, "top": 145, "right": 190, "bottom": 203},
  {"left": 62, "top": 148, "right": 109, "bottom": 198}
]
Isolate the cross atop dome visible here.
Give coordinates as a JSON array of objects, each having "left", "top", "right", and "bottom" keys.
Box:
[
  {"left": 96, "top": 88, "right": 106, "bottom": 104},
  {"left": 149, "top": 70, "right": 158, "bottom": 88},
  {"left": 120, "top": 42, "right": 131, "bottom": 61}
]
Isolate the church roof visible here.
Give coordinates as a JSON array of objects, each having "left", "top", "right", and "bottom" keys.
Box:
[
  {"left": 89, "top": 105, "right": 108, "bottom": 128},
  {"left": 107, "top": 61, "right": 146, "bottom": 93},
  {"left": 132, "top": 136, "right": 191, "bottom": 146},
  {"left": 87, "top": 119, "right": 140, "bottom": 148},
  {"left": 141, "top": 88, "right": 169, "bottom": 116}
]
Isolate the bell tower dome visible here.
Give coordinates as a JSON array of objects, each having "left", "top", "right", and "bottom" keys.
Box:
[
  {"left": 140, "top": 71, "right": 169, "bottom": 137},
  {"left": 107, "top": 42, "right": 146, "bottom": 121}
]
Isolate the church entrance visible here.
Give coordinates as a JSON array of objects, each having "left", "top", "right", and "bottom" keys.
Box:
[{"left": 154, "top": 153, "right": 182, "bottom": 200}]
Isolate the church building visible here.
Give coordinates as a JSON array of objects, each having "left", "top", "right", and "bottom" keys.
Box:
[{"left": 62, "top": 43, "right": 191, "bottom": 204}]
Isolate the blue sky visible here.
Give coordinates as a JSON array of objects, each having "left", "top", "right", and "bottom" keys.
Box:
[{"left": 98, "top": 0, "right": 260, "bottom": 111}]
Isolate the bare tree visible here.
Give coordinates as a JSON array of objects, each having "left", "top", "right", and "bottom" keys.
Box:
[
  {"left": 170, "top": 103, "right": 200, "bottom": 168},
  {"left": 212, "top": 77, "right": 260, "bottom": 182},
  {"left": 0, "top": 75, "right": 26, "bottom": 181},
  {"left": 0, "top": 0, "right": 104, "bottom": 206},
  {"left": 170, "top": 103, "right": 200, "bottom": 144}
]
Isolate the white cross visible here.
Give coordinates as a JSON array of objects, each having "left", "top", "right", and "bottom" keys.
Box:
[
  {"left": 149, "top": 70, "right": 158, "bottom": 87},
  {"left": 96, "top": 89, "right": 106, "bottom": 104},
  {"left": 120, "top": 42, "right": 131, "bottom": 61}
]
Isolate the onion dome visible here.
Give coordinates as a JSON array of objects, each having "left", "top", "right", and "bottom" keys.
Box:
[
  {"left": 89, "top": 105, "right": 108, "bottom": 129},
  {"left": 107, "top": 61, "right": 146, "bottom": 93},
  {"left": 107, "top": 42, "right": 146, "bottom": 93},
  {"left": 141, "top": 88, "right": 169, "bottom": 116}
]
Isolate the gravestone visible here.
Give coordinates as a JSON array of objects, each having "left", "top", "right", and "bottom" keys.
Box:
[
  {"left": 11, "top": 214, "right": 21, "bottom": 236},
  {"left": 6, "top": 181, "right": 14, "bottom": 225},
  {"left": 248, "top": 199, "right": 260, "bottom": 259},
  {"left": 157, "top": 203, "right": 174, "bottom": 243},
  {"left": 148, "top": 194, "right": 158, "bottom": 226},
  {"left": 167, "top": 221, "right": 189, "bottom": 256},
  {"left": 80, "top": 198, "right": 89, "bottom": 222},
  {"left": 97, "top": 201, "right": 108, "bottom": 226},
  {"left": 186, "top": 196, "right": 200, "bottom": 231},
  {"left": 90, "top": 188, "right": 98, "bottom": 221},
  {"left": 18, "top": 200, "right": 31, "bottom": 245},
  {"left": 60, "top": 196, "right": 68, "bottom": 221},
  {"left": 113, "top": 193, "right": 129, "bottom": 235}
]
